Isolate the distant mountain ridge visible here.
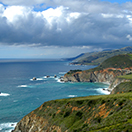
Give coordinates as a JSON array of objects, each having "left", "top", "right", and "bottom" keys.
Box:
[
  {"left": 70, "top": 46, "right": 132, "bottom": 65},
  {"left": 62, "top": 53, "right": 85, "bottom": 61}
]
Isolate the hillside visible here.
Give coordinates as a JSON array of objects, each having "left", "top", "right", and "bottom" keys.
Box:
[
  {"left": 13, "top": 93, "right": 132, "bottom": 132},
  {"left": 98, "top": 54, "right": 132, "bottom": 69},
  {"left": 70, "top": 46, "right": 132, "bottom": 65},
  {"left": 63, "top": 54, "right": 132, "bottom": 83}
]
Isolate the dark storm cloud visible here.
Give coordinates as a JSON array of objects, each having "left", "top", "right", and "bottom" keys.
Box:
[{"left": 0, "top": 0, "right": 132, "bottom": 49}]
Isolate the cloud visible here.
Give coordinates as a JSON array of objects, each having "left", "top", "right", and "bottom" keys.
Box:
[
  {"left": 0, "top": 0, "right": 132, "bottom": 52},
  {"left": 126, "top": 34, "right": 132, "bottom": 41}
]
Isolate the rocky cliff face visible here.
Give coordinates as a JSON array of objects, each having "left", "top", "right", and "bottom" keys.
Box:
[
  {"left": 63, "top": 68, "right": 132, "bottom": 92},
  {"left": 108, "top": 78, "right": 131, "bottom": 91},
  {"left": 12, "top": 103, "right": 62, "bottom": 132},
  {"left": 63, "top": 68, "right": 131, "bottom": 83}
]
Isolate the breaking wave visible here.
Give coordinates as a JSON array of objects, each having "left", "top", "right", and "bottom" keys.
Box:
[
  {"left": 0, "top": 93, "right": 10, "bottom": 97},
  {"left": 0, "top": 122, "right": 17, "bottom": 132}
]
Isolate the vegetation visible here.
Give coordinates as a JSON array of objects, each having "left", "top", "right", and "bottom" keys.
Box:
[
  {"left": 98, "top": 54, "right": 132, "bottom": 69},
  {"left": 71, "top": 46, "right": 132, "bottom": 65},
  {"left": 118, "top": 73, "right": 132, "bottom": 80},
  {"left": 83, "top": 54, "right": 132, "bottom": 73},
  {"left": 30, "top": 92, "right": 132, "bottom": 131},
  {"left": 112, "top": 81, "right": 132, "bottom": 94},
  {"left": 67, "top": 70, "right": 82, "bottom": 75}
]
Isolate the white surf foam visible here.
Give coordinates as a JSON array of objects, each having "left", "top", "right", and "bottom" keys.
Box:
[
  {"left": 18, "top": 85, "right": 35, "bottom": 88},
  {"left": 59, "top": 72, "right": 66, "bottom": 74},
  {"left": 44, "top": 76, "right": 52, "bottom": 78},
  {"left": 0, "top": 122, "right": 17, "bottom": 132},
  {"left": 0, "top": 93, "right": 10, "bottom": 97},
  {"left": 68, "top": 95, "right": 77, "bottom": 97},
  {"left": 96, "top": 88, "right": 110, "bottom": 95},
  {"left": 56, "top": 77, "right": 64, "bottom": 83},
  {"left": 18, "top": 85, "right": 28, "bottom": 88},
  {"left": 36, "top": 78, "right": 44, "bottom": 81},
  {"left": 30, "top": 77, "right": 45, "bottom": 81}
]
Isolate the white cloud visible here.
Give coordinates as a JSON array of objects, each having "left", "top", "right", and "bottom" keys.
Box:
[
  {"left": 41, "top": 6, "right": 63, "bottom": 24},
  {"left": 66, "top": 12, "right": 80, "bottom": 23},
  {"left": 126, "top": 34, "right": 132, "bottom": 41},
  {"left": 0, "top": 4, "right": 4, "bottom": 13},
  {"left": 2, "top": 6, "right": 32, "bottom": 23},
  {"left": 0, "top": 0, "right": 132, "bottom": 58}
]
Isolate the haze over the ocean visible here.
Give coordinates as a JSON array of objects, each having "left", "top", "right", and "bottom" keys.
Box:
[{"left": 0, "top": 0, "right": 131, "bottom": 58}]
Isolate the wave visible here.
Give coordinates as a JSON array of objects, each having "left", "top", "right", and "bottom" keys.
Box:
[
  {"left": 18, "top": 85, "right": 28, "bottom": 88},
  {"left": 68, "top": 95, "right": 77, "bottom": 97},
  {"left": 96, "top": 88, "right": 110, "bottom": 95},
  {"left": 17, "top": 85, "right": 35, "bottom": 88},
  {"left": 30, "top": 77, "right": 45, "bottom": 81},
  {"left": 59, "top": 72, "right": 66, "bottom": 75},
  {"left": 0, "top": 93, "right": 10, "bottom": 97},
  {"left": 36, "top": 78, "right": 45, "bottom": 81},
  {"left": 0, "top": 122, "right": 17, "bottom": 132}
]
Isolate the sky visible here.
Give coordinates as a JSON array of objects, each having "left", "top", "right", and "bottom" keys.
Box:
[{"left": 0, "top": 0, "right": 132, "bottom": 58}]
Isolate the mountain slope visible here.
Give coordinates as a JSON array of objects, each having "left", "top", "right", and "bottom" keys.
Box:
[
  {"left": 98, "top": 54, "right": 132, "bottom": 69},
  {"left": 71, "top": 46, "right": 132, "bottom": 65}
]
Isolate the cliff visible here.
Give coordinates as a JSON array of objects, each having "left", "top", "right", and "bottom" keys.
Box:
[
  {"left": 13, "top": 93, "right": 132, "bottom": 132},
  {"left": 63, "top": 68, "right": 132, "bottom": 84}
]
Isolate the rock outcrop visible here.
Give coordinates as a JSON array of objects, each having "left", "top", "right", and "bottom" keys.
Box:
[
  {"left": 64, "top": 68, "right": 131, "bottom": 82},
  {"left": 63, "top": 67, "right": 132, "bottom": 93}
]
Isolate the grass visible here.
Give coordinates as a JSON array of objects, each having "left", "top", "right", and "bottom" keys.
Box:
[
  {"left": 27, "top": 92, "right": 132, "bottom": 131},
  {"left": 118, "top": 73, "right": 132, "bottom": 80}
]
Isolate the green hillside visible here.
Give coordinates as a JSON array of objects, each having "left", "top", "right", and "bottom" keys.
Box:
[
  {"left": 99, "top": 54, "right": 132, "bottom": 69},
  {"left": 20, "top": 92, "right": 132, "bottom": 132},
  {"left": 71, "top": 46, "right": 132, "bottom": 65}
]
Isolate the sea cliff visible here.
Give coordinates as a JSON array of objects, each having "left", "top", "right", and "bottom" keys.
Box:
[{"left": 63, "top": 68, "right": 132, "bottom": 91}]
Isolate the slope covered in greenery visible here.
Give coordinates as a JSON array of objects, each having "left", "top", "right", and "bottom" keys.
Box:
[
  {"left": 71, "top": 46, "right": 132, "bottom": 65},
  {"left": 13, "top": 92, "right": 132, "bottom": 132},
  {"left": 98, "top": 54, "right": 132, "bottom": 69}
]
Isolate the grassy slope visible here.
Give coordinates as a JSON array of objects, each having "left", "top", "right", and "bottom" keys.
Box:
[
  {"left": 67, "top": 54, "right": 132, "bottom": 76},
  {"left": 30, "top": 92, "right": 132, "bottom": 132},
  {"left": 72, "top": 46, "right": 132, "bottom": 65},
  {"left": 99, "top": 54, "right": 132, "bottom": 69},
  {"left": 118, "top": 73, "right": 132, "bottom": 80}
]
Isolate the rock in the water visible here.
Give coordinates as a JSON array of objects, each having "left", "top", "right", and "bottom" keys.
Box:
[{"left": 33, "top": 77, "right": 37, "bottom": 80}]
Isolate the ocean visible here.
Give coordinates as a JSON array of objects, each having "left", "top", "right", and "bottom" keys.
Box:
[{"left": 0, "top": 60, "right": 109, "bottom": 132}]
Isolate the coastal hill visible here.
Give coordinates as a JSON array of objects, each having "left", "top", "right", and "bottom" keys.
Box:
[
  {"left": 13, "top": 54, "right": 132, "bottom": 132},
  {"left": 63, "top": 54, "right": 132, "bottom": 84},
  {"left": 13, "top": 93, "right": 132, "bottom": 132},
  {"left": 70, "top": 46, "right": 132, "bottom": 65}
]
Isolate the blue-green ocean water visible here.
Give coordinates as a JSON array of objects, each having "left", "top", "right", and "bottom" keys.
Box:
[{"left": 0, "top": 60, "right": 109, "bottom": 132}]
